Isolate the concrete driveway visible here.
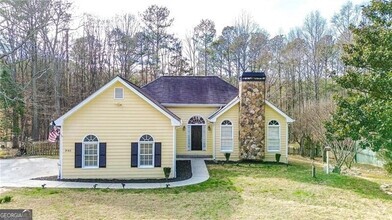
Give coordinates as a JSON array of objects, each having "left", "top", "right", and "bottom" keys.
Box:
[
  {"left": 0, "top": 158, "right": 209, "bottom": 189},
  {"left": 0, "top": 157, "right": 58, "bottom": 186}
]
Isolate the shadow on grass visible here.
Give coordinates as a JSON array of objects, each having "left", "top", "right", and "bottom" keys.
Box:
[
  {"left": 16, "top": 160, "right": 390, "bottom": 201},
  {"left": 208, "top": 160, "right": 391, "bottom": 200},
  {"left": 11, "top": 182, "right": 242, "bottom": 220}
]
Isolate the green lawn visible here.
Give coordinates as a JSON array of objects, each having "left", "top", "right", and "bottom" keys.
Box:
[{"left": 1, "top": 157, "right": 392, "bottom": 219}]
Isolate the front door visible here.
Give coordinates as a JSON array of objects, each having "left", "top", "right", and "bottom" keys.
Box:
[{"left": 191, "top": 125, "right": 202, "bottom": 150}]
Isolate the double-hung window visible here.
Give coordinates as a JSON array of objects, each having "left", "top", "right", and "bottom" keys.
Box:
[
  {"left": 267, "top": 120, "right": 280, "bottom": 152},
  {"left": 83, "top": 135, "right": 99, "bottom": 168},
  {"left": 221, "top": 120, "right": 233, "bottom": 152},
  {"left": 139, "top": 135, "right": 154, "bottom": 167}
]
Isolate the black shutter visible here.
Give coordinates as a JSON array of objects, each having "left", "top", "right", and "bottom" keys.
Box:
[
  {"left": 99, "top": 143, "right": 106, "bottom": 168},
  {"left": 154, "top": 142, "right": 162, "bottom": 167},
  {"left": 131, "top": 142, "right": 138, "bottom": 167},
  {"left": 75, "top": 143, "right": 82, "bottom": 168}
]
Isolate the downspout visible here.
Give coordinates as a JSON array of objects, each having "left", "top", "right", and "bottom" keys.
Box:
[
  {"left": 286, "top": 123, "right": 289, "bottom": 164},
  {"left": 59, "top": 125, "right": 63, "bottom": 179},
  {"left": 172, "top": 126, "right": 177, "bottom": 178},
  {"left": 212, "top": 122, "right": 216, "bottom": 160}
]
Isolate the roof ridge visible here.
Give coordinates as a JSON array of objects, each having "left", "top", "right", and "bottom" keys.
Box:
[
  {"left": 140, "top": 76, "right": 162, "bottom": 88},
  {"left": 219, "top": 77, "right": 238, "bottom": 90},
  {"left": 161, "top": 75, "right": 219, "bottom": 78},
  {"left": 116, "top": 76, "right": 181, "bottom": 122},
  {"left": 141, "top": 75, "right": 223, "bottom": 89},
  {"left": 117, "top": 75, "right": 140, "bottom": 88},
  {"left": 141, "top": 75, "right": 239, "bottom": 105}
]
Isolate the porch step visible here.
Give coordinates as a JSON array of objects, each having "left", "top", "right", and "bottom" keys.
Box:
[{"left": 177, "top": 155, "right": 213, "bottom": 159}]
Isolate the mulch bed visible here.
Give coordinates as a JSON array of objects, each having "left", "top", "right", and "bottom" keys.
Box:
[
  {"left": 205, "top": 160, "right": 288, "bottom": 166},
  {"left": 32, "top": 160, "right": 192, "bottom": 183}
]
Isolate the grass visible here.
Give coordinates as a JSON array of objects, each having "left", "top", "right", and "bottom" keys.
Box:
[
  {"left": 0, "top": 195, "right": 12, "bottom": 203},
  {"left": 1, "top": 157, "right": 392, "bottom": 219}
]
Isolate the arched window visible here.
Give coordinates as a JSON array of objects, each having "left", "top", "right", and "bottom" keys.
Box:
[
  {"left": 221, "top": 120, "right": 233, "bottom": 152},
  {"left": 139, "top": 134, "right": 154, "bottom": 167},
  {"left": 188, "top": 116, "right": 205, "bottom": 125},
  {"left": 267, "top": 120, "right": 280, "bottom": 152},
  {"left": 269, "top": 120, "right": 279, "bottom": 126},
  {"left": 187, "top": 116, "right": 206, "bottom": 151},
  {"left": 83, "top": 135, "right": 99, "bottom": 168}
]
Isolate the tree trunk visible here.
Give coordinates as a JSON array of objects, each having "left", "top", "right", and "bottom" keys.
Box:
[{"left": 31, "top": 32, "right": 39, "bottom": 141}]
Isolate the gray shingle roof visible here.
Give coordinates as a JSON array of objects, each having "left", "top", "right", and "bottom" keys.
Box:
[
  {"left": 141, "top": 76, "right": 238, "bottom": 105},
  {"left": 119, "top": 76, "right": 181, "bottom": 122}
]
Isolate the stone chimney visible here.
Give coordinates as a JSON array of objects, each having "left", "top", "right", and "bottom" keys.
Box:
[{"left": 239, "top": 72, "right": 266, "bottom": 160}]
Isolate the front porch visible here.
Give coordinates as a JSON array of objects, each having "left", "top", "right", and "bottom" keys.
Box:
[{"left": 177, "top": 154, "right": 213, "bottom": 159}]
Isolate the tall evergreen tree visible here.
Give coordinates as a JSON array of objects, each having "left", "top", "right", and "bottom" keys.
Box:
[{"left": 0, "top": 65, "right": 24, "bottom": 146}]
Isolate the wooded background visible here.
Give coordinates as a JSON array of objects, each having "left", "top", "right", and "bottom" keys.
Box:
[{"left": 0, "top": 0, "right": 362, "bottom": 151}]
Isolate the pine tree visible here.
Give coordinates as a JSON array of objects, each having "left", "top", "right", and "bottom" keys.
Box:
[{"left": 0, "top": 65, "right": 24, "bottom": 147}]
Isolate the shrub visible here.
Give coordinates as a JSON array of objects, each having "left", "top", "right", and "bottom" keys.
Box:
[
  {"left": 332, "top": 166, "right": 341, "bottom": 174},
  {"left": 377, "top": 150, "right": 392, "bottom": 174},
  {"left": 0, "top": 195, "right": 12, "bottom": 203},
  {"left": 384, "top": 162, "right": 392, "bottom": 174},
  {"left": 224, "top": 153, "right": 231, "bottom": 162},
  {"left": 163, "top": 167, "right": 171, "bottom": 180},
  {"left": 275, "top": 153, "right": 281, "bottom": 163}
]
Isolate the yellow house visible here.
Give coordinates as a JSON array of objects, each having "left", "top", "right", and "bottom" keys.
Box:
[{"left": 54, "top": 72, "right": 294, "bottom": 179}]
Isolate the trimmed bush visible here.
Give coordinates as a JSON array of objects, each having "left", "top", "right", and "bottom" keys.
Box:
[
  {"left": 332, "top": 166, "right": 341, "bottom": 174},
  {"left": 163, "top": 167, "right": 171, "bottom": 180},
  {"left": 384, "top": 162, "right": 392, "bottom": 174},
  {"left": 0, "top": 195, "right": 12, "bottom": 203},
  {"left": 224, "top": 153, "right": 231, "bottom": 162},
  {"left": 275, "top": 153, "right": 281, "bottom": 163}
]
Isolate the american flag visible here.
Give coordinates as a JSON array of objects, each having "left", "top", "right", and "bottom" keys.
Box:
[{"left": 48, "top": 124, "right": 60, "bottom": 143}]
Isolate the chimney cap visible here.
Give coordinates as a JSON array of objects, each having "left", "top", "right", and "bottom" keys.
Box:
[{"left": 239, "top": 72, "right": 266, "bottom": 81}]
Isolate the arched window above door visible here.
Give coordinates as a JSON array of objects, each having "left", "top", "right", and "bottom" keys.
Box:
[
  {"left": 187, "top": 116, "right": 206, "bottom": 151},
  {"left": 188, "top": 116, "right": 205, "bottom": 125}
]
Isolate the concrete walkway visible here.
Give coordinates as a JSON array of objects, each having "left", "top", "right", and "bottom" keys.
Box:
[{"left": 0, "top": 158, "right": 209, "bottom": 189}]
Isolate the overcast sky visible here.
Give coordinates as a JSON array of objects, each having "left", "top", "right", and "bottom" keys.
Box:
[{"left": 72, "top": 0, "right": 369, "bottom": 38}]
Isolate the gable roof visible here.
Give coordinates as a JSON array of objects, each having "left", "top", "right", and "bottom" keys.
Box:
[
  {"left": 54, "top": 76, "right": 181, "bottom": 126},
  {"left": 208, "top": 96, "right": 240, "bottom": 122},
  {"left": 265, "top": 100, "right": 295, "bottom": 123},
  {"left": 142, "top": 76, "right": 238, "bottom": 105},
  {"left": 208, "top": 98, "right": 295, "bottom": 123}
]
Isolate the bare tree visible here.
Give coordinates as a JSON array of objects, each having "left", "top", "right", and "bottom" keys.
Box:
[
  {"left": 331, "top": 1, "right": 361, "bottom": 44},
  {"left": 184, "top": 30, "right": 198, "bottom": 75},
  {"left": 303, "top": 10, "right": 327, "bottom": 102},
  {"left": 232, "top": 12, "right": 260, "bottom": 76}
]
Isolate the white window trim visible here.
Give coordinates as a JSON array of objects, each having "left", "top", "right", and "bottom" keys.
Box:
[
  {"left": 187, "top": 115, "right": 207, "bottom": 151},
  {"left": 187, "top": 125, "right": 207, "bottom": 151},
  {"left": 267, "top": 120, "right": 281, "bottom": 152},
  {"left": 82, "top": 135, "right": 100, "bottom": 169},
  {"left": 138, "top": 135, "right": 155, "bottom": 168},
  {"left": 114, "top": 87, "right": 124, "bottom": 99},
  {"left": 220, "top": 120, "right": 233, "bottom": 153}
]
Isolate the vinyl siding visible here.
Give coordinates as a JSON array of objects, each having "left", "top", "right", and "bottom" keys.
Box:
[
  {"left": 168, "top": 107, "right": 218, "bottom": 156},
  {"left": 62, "top": 81, "right": 174, "bottom": 179},
  {"left": 214, "top": 103, "right": 240, "bottom": 161},
  {"left": 265, "top": 104, "right": 288, "bottom": 163}
]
